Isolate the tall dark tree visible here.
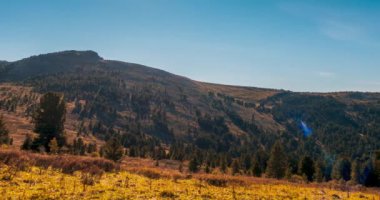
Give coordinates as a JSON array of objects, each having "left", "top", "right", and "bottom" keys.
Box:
[
  {"left": 32, "top": 92, "right": 66, "bottom": 151},
  {"left": 220, "top": 156, "right": 228, "bottom": 173},
  {"left": 314, "top": 161, "right": 324, "bottom": 183},
  {"left": 188, "top": 157, "right": 199, "bottom": 173},
  {"left": 73, "top": 137, "right": 86, "bottom": 155},
  {"left": 231, "top": 159, "right": 240, "bottom": 175},
  {"left": 21, "top": 134, "right": 33, "bottom": 150},
  {"left": 298, "top": 155, "right": 315, "bottom": 182},
  {"left": 266, "top": 141, "right": 287, "bottom": 179},
  {"left": 373, "top": 151, "right": 380, "bottom": 186},
  {"left": 0, "top": 116, "right": 11, "bottom": 145},
  {"left": 332, "top": 158, "right": 351, "bottom": 181},
  {"left": 251, "top": 160, "right": 262, "bottom": 177},
  {"left": 103, "top": 136, "right": 124, "bottom": 162},
  {"left": 351, "top": 159, "right": 360, "bottom": 184}
]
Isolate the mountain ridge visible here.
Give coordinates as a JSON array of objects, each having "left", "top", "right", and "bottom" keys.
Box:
[
  {"left": 3, "top": 50, "right": 379, "bottom": 94},
  {"left": 0, "top": 50, "right": 379, "bottom": 174}
]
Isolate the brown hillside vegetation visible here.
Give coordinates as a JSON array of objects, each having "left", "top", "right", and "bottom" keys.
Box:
[{"left": 0, "top": 83, "right": 103, "bottom": 148}]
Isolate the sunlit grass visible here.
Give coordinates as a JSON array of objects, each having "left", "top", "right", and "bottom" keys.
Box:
[{"left": 0, "top": 166, "right": 376, "bottom": 200}]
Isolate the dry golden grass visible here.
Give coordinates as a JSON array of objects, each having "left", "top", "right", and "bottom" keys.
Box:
[
  {"left": 196, "top": 81, "right": 279, "bottom": 102},
  {"left": 0, "top": 162, "right": 378, "bottom": 199},
  {"left": 0, "top": 149, "right": 377, "bottom": 199}
]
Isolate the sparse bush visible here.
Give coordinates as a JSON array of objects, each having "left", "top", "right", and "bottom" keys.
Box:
[
  {"left": 135, "top": 168, "right": 161, "bottom": 179},
  {"left": 0, "top": 149, "right": 118, "bottom": 174},
  {"left": 197, "top": 174, "right": 246, "bottom": 187},
  {"left": 288, "top": 175, "right": 305, "bottom": 184}
]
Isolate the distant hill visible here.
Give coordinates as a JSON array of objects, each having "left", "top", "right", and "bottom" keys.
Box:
[{"left": 1, "top": 50, "right": 379, "bottom": 170}]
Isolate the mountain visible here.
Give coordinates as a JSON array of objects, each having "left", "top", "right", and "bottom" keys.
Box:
[{"left": 1, "top": 50, "right": 379, "bottom": 167}]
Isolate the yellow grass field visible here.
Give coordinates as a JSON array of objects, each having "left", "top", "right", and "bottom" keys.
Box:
[{"left": 0, "top": 166, "right": 378, "bottom": 200}]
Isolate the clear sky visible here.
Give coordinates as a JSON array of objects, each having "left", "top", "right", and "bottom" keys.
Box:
[{"left": 1, "top": 0, "right": 379, "bottom": 92}]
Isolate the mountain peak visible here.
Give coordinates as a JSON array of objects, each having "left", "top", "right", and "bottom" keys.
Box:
[
  {"left": 0, "top": 50, "right": 104, "bottom": 81},
  {"left": 33, "top": 50, "right": 103, "bottom": 61}
]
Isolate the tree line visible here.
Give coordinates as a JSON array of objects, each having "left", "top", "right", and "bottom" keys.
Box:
[{"left": 0, "top": 92, "right": 379, "bottom": 187}]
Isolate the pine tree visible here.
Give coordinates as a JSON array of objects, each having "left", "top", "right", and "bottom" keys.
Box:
[
  {"left": 205, "top": 164, "right": 211, "bottom": 173},
  {"left": 231, "top": 159, "right": 240, "bottom": 175},
  {"left": 251, "top": 160, "right": 262, "bottom": 177},
  {"left": 285, "top": 166, "right": 293, "bottom": 180},
  {"left": 73, "top": 137, "right": 86, "bottom": 155},
  {"left": 188, "top": 157, "right": 199, "bottom": 173},
  {"left": 372, "top": 151, "right": 380, "bottom": 186},
  {"left": 220, "top": 156, "right": 228, "bottom": 173},
  {"left": 49, "top": 138, "right": 59, "bottom": 154},
  {"left": 21, "top": 134, "right": 33, "bottom": 150},
  {"left": 314, "top": 161, "right": 324, "bottom": 183},
  {"left": 266, "top": 141, "right": 287, "bottom": 179},
  {"left": 103, "top": 136, "right": 124, "bottom": 162},
  {"left": 332, "top": 158, "right": 351, "bottom": 181},
  {"left": 32, "top": 92, "right": 66, "bottom": 151},
  {"left": 351, "top": 159, "right": 360, "bottom": 184},
  {"left": 0, "top": 116, "right": 11, "bottom": 145},
  {"left": 87, "top": 143, "right": 97, "bottom": 154},
  {"left": 242, "top": 154, "right": 252, "bottom": 172},
  {"left": 298, "top": 155, "right": 315, "bottom": 182},
  {"left": 129, "top": 146, "right": 137, "bottom": 157}
]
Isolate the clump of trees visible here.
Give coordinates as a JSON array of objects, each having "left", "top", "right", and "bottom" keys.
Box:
[
  {"left": 102, "top": 136, "right": 124, "bottom": 162},
  {"left": 31, "top": 92, "right": 66, "bottom": 152},
  {"left": 266, "top": 141, "right": 287, "bottom": 179},
  {"left": 6, "top": 88, "right": 380, "bottom": 188},
  {"left": 0, "top": 116, "right": 11, "bottom": 145}
]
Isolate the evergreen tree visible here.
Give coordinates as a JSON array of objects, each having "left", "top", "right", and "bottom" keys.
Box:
[
  {"left": 205, "top": 164, "right": 211, "bottom": 173},
  {"left": 242, "top": 154, "right": 252, "bottom": 172},
  {"left": 298, "top": 155, "right": 315, "bottom": 182},
  {"left": 251, "top": 160, "right": 262, "bottom": 177},
  {"left": 73, "top": 137, "right": 86, "bottom": 155},
  {"left": 363, "top": 159, "right": 378, "bottom": 186},
  {"left": 285, "top": 166, "right": 293, "bottom": 180},
  {"left": 103, "top": 136, "right": 124, "bottom": 162},
  {"left": 49, "top": 138, "right": 59, "bottom": 154},
  {"left": 32, "top": 92, "right": 66, "bottom": 151},
  {"left": 220, "top": 156, "right": 228, "bottom": 173},
  {"left": 21, "top": 134, "right": 33, "bottom": 150},
  {"left": 332, "top": 158, "right": 351, "bottom": 181},
  {"left": 231, "top": 159, "right": 240, "bottom": 175},
  {"left": 314, "top": 161, "right": 324, "bottom": 183},
  {"left": 351, "top": 159, "right": 360, "bottom": 184},
  {"left": 373, "top": 151, "right": 380, "bottom": 186},
  {"left": 0, "top": 116, "right": 11, "bottom": 145},
  {"left": 129, "top": 146, "right": 137, "bottom": 157},
  {"left": 188, "top": 157, "right": 199, "bottom": 173},
  {"left": 266, "top": 141, "right": 287, "bottom": 179},
  {"left": 87, "top": 143, "right": 97, "bottom": 154}
]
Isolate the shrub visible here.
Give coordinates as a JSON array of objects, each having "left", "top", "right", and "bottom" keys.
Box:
[
  {"left": 197, "top": 174, "right": 246, "bottom": 187},
  {"left": 0, "top": 149, "right": 118, "bottom": 174},
  {"left": 134, "top": 168, "right": 162, "bottom": 179}
]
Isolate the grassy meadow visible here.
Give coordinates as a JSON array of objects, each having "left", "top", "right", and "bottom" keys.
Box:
[{"left": 0, "top": 149, "right": 378, "bottom": 200}]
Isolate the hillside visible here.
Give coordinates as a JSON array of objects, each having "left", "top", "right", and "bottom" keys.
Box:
[{"left": 0, "top": 50, "right": 380, "bottom": 184}]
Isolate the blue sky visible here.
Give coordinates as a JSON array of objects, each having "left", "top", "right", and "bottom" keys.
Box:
[{"left": 0, "top": 0, "right": 379, "bottom": 92}]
